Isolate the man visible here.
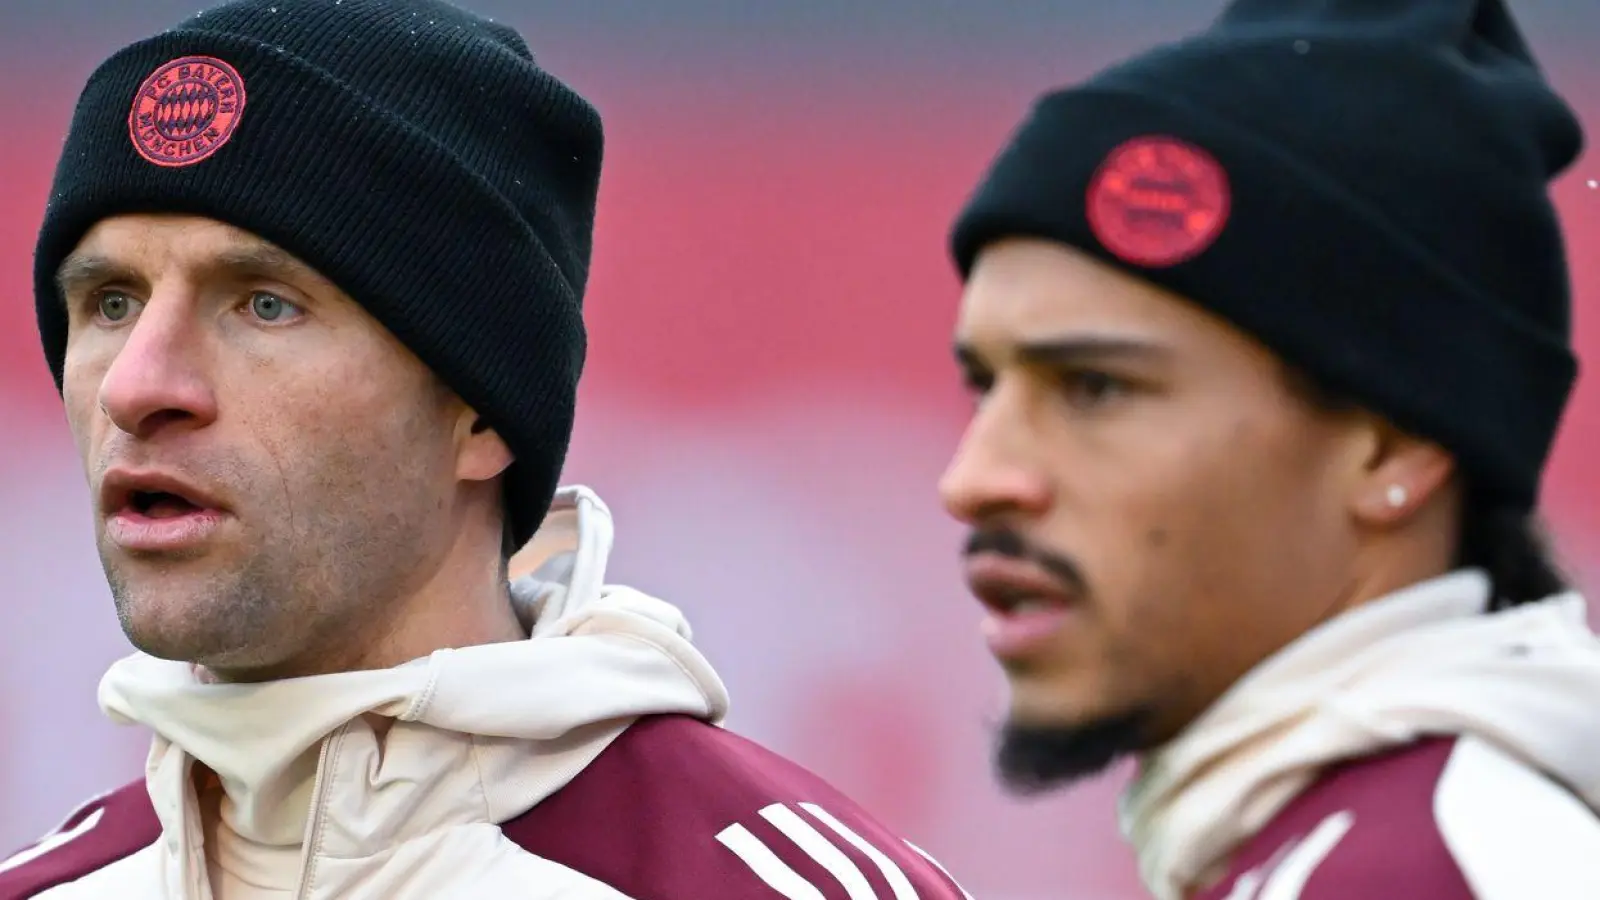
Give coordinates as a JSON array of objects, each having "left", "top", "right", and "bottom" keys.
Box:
[
  {"left": 0, "top": 2, "right": 972, "bottom": 898},
  {"left": 940, "top": 0, "right": 1600, "bottom": 897}
]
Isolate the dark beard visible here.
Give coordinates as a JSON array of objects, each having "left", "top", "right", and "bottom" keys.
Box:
[{"left": 995, "top": 710, "right": 1152, "bottom": 795}]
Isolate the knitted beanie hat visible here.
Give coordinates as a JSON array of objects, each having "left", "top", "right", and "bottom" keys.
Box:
[
  {"left": 951, "top": 0, "right": 1584, "bottom": 510},
  {"left": 36, "top": 0, "right": 603, "bottom": 546}
]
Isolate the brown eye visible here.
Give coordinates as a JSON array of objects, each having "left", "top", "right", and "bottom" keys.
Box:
[{"left": 1059, "top": 369, "right": 1128, "bottom": 408}]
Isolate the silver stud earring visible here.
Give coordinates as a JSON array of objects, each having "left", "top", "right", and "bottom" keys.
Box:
[{"left": 1385, "top": 484, "right": 1408, "bottom": 509}]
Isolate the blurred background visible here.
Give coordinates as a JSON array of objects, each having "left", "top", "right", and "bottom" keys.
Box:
[{"left": 1, "top": 2, "right": 1596, "bottom": 897}]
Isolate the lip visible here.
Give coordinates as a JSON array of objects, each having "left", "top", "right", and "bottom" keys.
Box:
[
  {"left": 962, "top": 552, "right": 1076, "bottom": 613},
  {"left": 963, "top": 552, "right": 1079, "bottom": 661},
  {"left": 98, "top": 468, "right": 231, "bottom": 554},
  {"left": 105, "top": 507, "right": 229, "bottom": 553},
  {"left": 99, "top": 468, "right": 227, "bottom": 517}
]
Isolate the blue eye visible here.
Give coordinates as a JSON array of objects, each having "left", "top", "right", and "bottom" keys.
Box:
[{"left": 248, "top": 292, "right": 302, "bottom": 322}]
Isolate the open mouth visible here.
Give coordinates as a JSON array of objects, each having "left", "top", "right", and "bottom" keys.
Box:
[
  {"left": 964, "top": 554, "right": 1076, "bottom": 615},
  {"left": 99, "top": 470, "right": 228, "bottom": 550},
  {"left": 101, "top": 471, "right": 224, "bottom": 520},
  {"left": 978, "top": 585, "right": 1070, "bottom": 617},
  {"left": 965, "top": 554, "right": 1080, "bottom": 658},
  {"left": 128, "top": 490, "right": 204, "bottom": 519}
]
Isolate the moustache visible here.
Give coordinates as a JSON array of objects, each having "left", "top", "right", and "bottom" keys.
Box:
[{"left": 963, "top": 528, "right": 1089, "bottom": 596}]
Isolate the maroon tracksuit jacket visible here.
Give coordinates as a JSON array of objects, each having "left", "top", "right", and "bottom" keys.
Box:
[
  {"left": 1192, "top": 736, "right": 1599, "bottom": 899},
  {"left": 0, "top": 715, "right": 974, "bottom": 899}
]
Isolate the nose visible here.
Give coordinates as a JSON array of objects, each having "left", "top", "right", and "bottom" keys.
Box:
[
  {"left": 938, "top": 393, "right": 1054, "bottom": 526},
  {"left": 97, "top": 298, "right": 218, "bottom": 440}
]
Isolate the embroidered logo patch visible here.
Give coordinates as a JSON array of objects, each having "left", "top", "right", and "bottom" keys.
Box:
[
  {"left": 1086, "top": 135, "right": 1230, "bottom": 268},
  {"left": 128, "top": 56, "right": 247, "bottom": 168}
]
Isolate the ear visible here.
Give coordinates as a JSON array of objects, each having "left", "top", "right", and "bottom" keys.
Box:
[
  {"left": 454, "top": 409, "right": 514, "bottom": 484},
  {"left": 1349, "top": 419, "right": 1457, "bottom": 529}
]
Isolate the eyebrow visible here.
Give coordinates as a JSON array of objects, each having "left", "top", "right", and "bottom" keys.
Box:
[
  {"left": 954, "top": 335, "right": 1173, "bottom": 369},
  {"left": 54, "top": 254, "right": 133, "bottom": 301},
  {"left": 206, "top": 244, "right": 315, "bottom": 282},
  {"left": 54, "top": 243, "right": 318, "bottom": 302}
]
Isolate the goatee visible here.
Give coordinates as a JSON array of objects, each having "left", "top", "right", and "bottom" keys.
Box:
[{"left": 995, "top": 710, "right": 1152, "bottom": 795}]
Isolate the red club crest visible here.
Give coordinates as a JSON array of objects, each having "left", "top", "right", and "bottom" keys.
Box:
[
  {"left": 1086, "top": 135, "right": 1231, "bottom": 268},
  {"left": 128, "top": 56, "right": 247, "bottom": 168}
]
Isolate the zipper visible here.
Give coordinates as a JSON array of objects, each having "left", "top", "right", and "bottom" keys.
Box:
[{"left": 292, "top": 727, "right": 347, "bottom": 900}]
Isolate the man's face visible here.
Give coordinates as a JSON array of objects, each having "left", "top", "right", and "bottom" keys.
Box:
[
  {"left": 940, "top": 238, "right": 1371, "bottom": 791},
  {"left": 59, "top": 214, "right": 476, "bottom": 680}
]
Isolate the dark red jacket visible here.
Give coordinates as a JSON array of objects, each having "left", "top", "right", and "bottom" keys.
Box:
[
  {"left": 1193, "top": 736, "right": 1600, "bottom": 899},
  {"left": 0, "top": 715, "right": 973, "bottom": 900}
]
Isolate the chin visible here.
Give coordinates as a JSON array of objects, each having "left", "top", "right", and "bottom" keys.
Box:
[
  {"left": 122, "top": 620, "right": 236, "bottom": 666},
  {"left": 115, "top": 597, "right": 263, "bottom": 669},
  {"left": 994, "top": 696, "right": 1154, "bottom": 795},
  {"left": 109, "top": 553, "right": 280, "bottom": 649}
]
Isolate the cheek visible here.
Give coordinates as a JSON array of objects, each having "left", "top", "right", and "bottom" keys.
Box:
[
  {"left": 1095, "top": 414, "right": 1336, "bottom": 668},
  {"left": 60, "top": 354, "right": 110, "bottom": 457},
  {"left": 252, "top": 346, "right": 453, "bottom": 482},
  {"left": 1065, "top": 410, "right": 1273, "bottom": 625},
  {"left": 237, "top": 387, "right": 449, "bottom": 544}
]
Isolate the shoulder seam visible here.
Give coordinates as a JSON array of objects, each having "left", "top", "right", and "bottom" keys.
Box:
[
  {"left": 1435, "top": 735, "right": 1600, "bottom": 900},
  {"left": 38, "top": 788, "right": 116, "bottom": 842},
  {"left": 0, "top": 780, "right": 158, "bottom": 895}
]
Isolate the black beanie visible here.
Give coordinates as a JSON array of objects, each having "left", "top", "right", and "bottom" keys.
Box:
[
  {"left": 950, "top": 0, "right": 1583, "bottom": 511},
  {"left": 34, "top": 0, "right": 602, "bottom": 547}
]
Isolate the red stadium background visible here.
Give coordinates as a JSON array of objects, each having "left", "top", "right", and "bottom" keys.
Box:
[{"left": 1, "top": 3, "right": 1595, "bottom": 897}]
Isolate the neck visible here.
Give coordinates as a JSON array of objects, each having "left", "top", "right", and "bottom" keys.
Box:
[
  {"left": 1332, "top": 528, "right": 1459, "bottom": 625},
  {"left": 347, "top": 557, "right": 526, "bottom": 671}
]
